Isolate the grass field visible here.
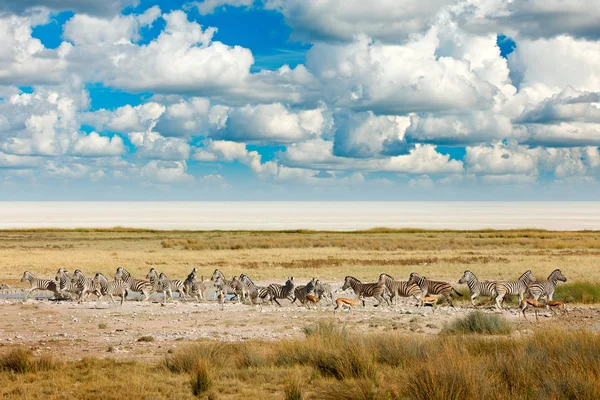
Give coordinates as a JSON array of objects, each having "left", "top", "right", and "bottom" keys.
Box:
[
  {"left": 2, "top": 320, "right": 600, "bottom": 399},
  {"left": 2, "top": 229, "right": 600, "bottom": 399},
  {"left": 2, "top": 228, "right": 600, "bottom": 287}
]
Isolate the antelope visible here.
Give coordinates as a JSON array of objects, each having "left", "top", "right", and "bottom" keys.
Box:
[
  {"left": 420, "top": 296, "right": 438, "bottom": 310},
  {"left": 305, "top": 294, "right": 321, "bottom": 309},
  {"left": 334, "top": 297, "right": 362, "bottom": 313},
  {"left": 547, "top": 300, "right": 568, "bottom": 315},
  {"left": 520, "top": 298, "right": 545, "bottom": 321}
]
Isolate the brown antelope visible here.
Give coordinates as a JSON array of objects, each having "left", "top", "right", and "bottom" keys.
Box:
[
  {"left": 334, "top": 297, "right": 362, "bottom": 313},
  {"left": 420, "top": 296, "right": 438, "bottom": 309},
  {"left": 305, "top": 294, "right": 321, "bottom": 309},
  {"left": 520, "top": 298, "right": 545, "bottom": 321},
  {"left": 547, "top": 300, "right": 568, "bottom": 315}
]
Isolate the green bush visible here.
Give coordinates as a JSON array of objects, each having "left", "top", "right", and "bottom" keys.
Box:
[
  {"left": 441, "top": 311, "right": 512, "bottom": 335},
  {"left": 555, "top": 282, "right": 600, "bottom": 304}
]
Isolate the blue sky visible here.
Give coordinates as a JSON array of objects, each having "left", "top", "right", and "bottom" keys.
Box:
[{"left": 0, "top": 0, "right": 599, "bottom": 200}]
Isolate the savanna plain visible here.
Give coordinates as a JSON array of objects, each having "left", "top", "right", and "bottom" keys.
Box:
[{"left": 1, "top": 228, "right": 600, "bottom": 399}]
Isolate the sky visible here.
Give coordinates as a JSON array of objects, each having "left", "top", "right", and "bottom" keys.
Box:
[{"left": 0, "top": 0, "right": 599, "bottom": 200}]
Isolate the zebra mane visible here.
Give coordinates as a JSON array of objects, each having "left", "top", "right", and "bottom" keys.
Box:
[
  {"left": 345, "top": 275, "right": 361, "bottom": 283},
  {"left": 548, "top": 269, "right": 562, "bottom": 279},
  {"left": 518, "top": 270, "right": 534, "bottom": 281}
]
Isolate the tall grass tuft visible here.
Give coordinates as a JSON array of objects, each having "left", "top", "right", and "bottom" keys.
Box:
[
  {"left": 283, "top": 371, "right": 304, "bottom": 400},
  {"left": 555, "top": 282, "right": 600, "bottom": 304},
  {"left": 0, "top": 348, "right": 58, "bottom": 374},
  {"left": 441, "top": 311, "right": 512, "bottom": 335},
  {"left": 190, "top": 359, "right": 212, "bottom": 397}
]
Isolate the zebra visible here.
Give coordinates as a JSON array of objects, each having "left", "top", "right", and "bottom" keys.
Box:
[
  {"left": 526, "top": 269, "right": 567, "bottom": 304},
  {"left": 458, "top": 270, "right": 497, "bottom": 307},
  {"left": 146, "top": 268, "right": 186, "bottom": 301},
  {"left": 92, "top": 273, "right": 128, "bottom": 306},
  {"left": 230, "top": 276, "right": 250, "bottom": 303},
  {"left": 183, "top": 269, "right": 206, "bottom": 301},
  {"left": 71, "top": 269, "right": 98, "bottom": 302},
  {"left": 341, "top": 275, "right": 390, "bottom": 307},
  {"left": 211, "top": 269, "right": 238, "bottom": 299},
  {"left": 157, "top": 273, "right": 187, "bottom": 303},
  {"left": 494, "top": 270, "right": 536, "bottom": 309},
  {"left": 20, "top": 271, "right": 60, "bottom": 300},
  {"left": 115, "top": 267, "right": 152, "bottom": 301},
  {"left": 379, "top": 273, "right": 422, "bottom": 305},
  {"left": 314, "top": 281, "right": 333, "bottom": 305},
  {"left": 292, "top": 278, "right": 318, "bottom": 305},
  {"left": 266, "top": 277, "right": 295, "bottom": 306},
  {"left": 407, "top": 273, "right": 463, "bottom": 307},
  {"left": 54, "top": 268, "right": 80, "bottom": 300},
  {"left": 239, "top": 274, "right": 270, "bottom": 304}
]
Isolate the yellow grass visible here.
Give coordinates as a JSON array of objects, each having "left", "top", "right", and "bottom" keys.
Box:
[{"left": 1, "top": 229, "right": 600, "bottom": 287}]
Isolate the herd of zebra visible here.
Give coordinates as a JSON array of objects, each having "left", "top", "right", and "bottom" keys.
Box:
[{"left": 17, "top": 267, "right": 567, "bottom": 311}]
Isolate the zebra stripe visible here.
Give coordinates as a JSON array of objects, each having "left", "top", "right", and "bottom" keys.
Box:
[
  {"left": 341, "top": 275, "right": 389, "bottom": 307},
  {"left": 407, "top": 273, "right": 463, "bottom": 307},
  {"left": 157, "top": 273, "right": 187, "bottom": 302},
  {"left": 313, "top": 281, "right": 333, "bottom": 305},
  {"left": 292, "top": 278, "right": 318, "bottom": 305},
  {"left": 267, "top": 277, "right": 295, "bottom": 306},
  {"left": 527, "top": 269, "right": 567, "bottom": 303},
  {"left": 494, "top": 270, "right": 536, "bottom": 309},
  {"left": 115, "top": 267, "right": 152, "bottom": 301},
  {"left": 183, "top": 269, "right": 206, "bottom": 301},
  {"left": 379, "top": 273, "right": 422, "bottom": 305},
  {"left": 458, "top": 270, "right": 497, "bottom": 307},
  {"left": 211, "top": 269, "right": 238, "bottom": 299},
  {"left": 239, "top": 274, "right": 270, "bottom": 304},
  {"left": 20, "top": 271, "right": 59, "bottom": 300},
  {"left": 92, "top": 273, "right": 128, "bottom": 306},
  {"left": 230, "top": 276, "right": 251, "bottom": 303},
  {"left": 72, "top": 270, "right": 98, "bottom": 302},
  {"left": 55, "top": 269, "right": 80, "bottom": 300}
]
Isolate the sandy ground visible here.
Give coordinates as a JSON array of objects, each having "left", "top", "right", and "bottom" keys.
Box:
[{"left": 1, "top": 285, "right": 597, "bottom": 362}]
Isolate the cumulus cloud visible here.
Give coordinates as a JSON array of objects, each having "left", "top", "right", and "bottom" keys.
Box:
[
  {"left": 81, "top": 102, "right": 166, "bottom": 133},
  {"left": 140, "top": 160, "right": 193, "bottom": 183},
  {"left": 128, "top": 131, "right": 191, "bottom": 161},
  {"left": 212, "top": 103, "right": 326, "bottom": 143},
  {"left": 67, "top": 10, "right": 254, "bottom": 95},
  {"left": 70, "top": 132, "right": 125, "bottom": 157}
]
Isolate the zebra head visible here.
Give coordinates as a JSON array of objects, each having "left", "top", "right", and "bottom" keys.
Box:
[
  {"left": 341, "top": 276, "right": 353, "bottom": 291},
  {"left": 158, "top": 272, "right": 169, "bottom": 282},
  {"left": 407, "top": 273, "right": 422, "bottom": 285},
  {"left": 93, "top": 273, "right": 107, "bottom": 285},
  {"left": 21, "top": 271, "right": 32, "bottom": 282},
  {"left": 55, "top": 268, "right": 67, "bottom": 282},
  {"left": 285, "top": 277, "right": 295, "bottom": 290},
  {"left": 210, "top": 269, "right": 222, "bottom": 282},
  {"left": 458, "top": 270, "right": 475, "bottom": 284},
  {"left": 146, "top": 268, "right": 158, "bottom": 280},
  {"left": 549, "top": 269, "right": 567, "bottom": 283},
  {"left": 115, "top": 267, "right": 128, "bottom": 281}
]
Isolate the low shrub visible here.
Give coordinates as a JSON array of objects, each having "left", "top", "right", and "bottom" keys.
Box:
[
  {"left": 555, "top": 282, "right": 600, "bottom": 304},
  {"left": 441, "top": 311, "right": 512, "bottom": 335}
]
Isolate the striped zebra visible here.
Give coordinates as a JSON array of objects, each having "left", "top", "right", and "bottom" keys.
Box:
[
  {"left": 266, "top": 277, "right": 295, "bottom": 306},
  {"left": 341, "top": 275, "right": 389, "bottom": 307},
  {"left": 20, "top": 271, "right": 60, "bottom": 300},
  {"left": 55, "top": 268, "right": 80, "bottom": 300},
  {"left": 92, "top": 273, "right": 128, "bottom": 306},
  {"left": 379, "top": 273, "right": 422, "bottom": 305},
  {"left": 230, "top": 276, "right": 251, "bottom": 303},
  {"left": 115, "top": 267, "right": 152, "bottom": 301},
  {"left": 314, "top": 281, "right": 333, "bottom": 305},
  {"left": 157, "top": 273, "right": 187, "bottom": 302},
  {"left": 494, "top": 270, "right": 536, "bottom": 309},
  {"left": 211, "top": 269, "right": 238, "bottom": 298},
  {"left": 72, "top": 270, "right": 98, "bottom": 302},
  {"left": 292, "top": 278, "right": 318, "bottom": 305},
  {"left": 239, "top": 274, "right": 270, "bottom": 304},
  {"left": 146, "top": 268, "right": 186, "bottom": 301},
  {"left": 526, "top": 269, "right": 567, "bottom": 304},
  {"left": 407, "top": 273, "right": 463, "bottom": 307},
  {"left": 458, "top": 270, "right": 497, "bottom": 307},
  {"left": 183, "top": 268, "right": 206, "bottom": 301}
]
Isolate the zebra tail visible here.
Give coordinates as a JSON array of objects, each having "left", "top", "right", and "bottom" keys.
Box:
[{"left": 452, "top": 287, "right": 464, "bottom": 297}]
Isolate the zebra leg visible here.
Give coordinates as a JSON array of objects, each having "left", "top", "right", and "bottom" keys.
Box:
[
  {"left": 471, "top": 294, "right": 477, "bottom": 307},
  {"left": 109, "top": 294, "right": 118, "bottom": 306},
  {"left": 495, "top": 293, "right": 504, "bottom": 309},
  {"left": 272, "top": 297, "right": 282, "bottom": 307},
  {"left": 447, "top": 295, "right": 455, "bottom": 308}
]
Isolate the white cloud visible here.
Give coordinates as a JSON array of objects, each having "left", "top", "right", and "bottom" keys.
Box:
[
  {"left": 68, "top": 11, "right": 254, "bottom": 95},
  {"left": 195, "top": 0, "right": 253, "bottom": 15},
  {"left": 140, "top": 160, "right": 193, "bottom": 183},
  {"left": 153, "top": 98, "right": 211, "bottom": 137},
  {"left": 63, "top": 6, "right": 160, "bottom": 45},
  {"left": 81, "top": 102, "right": 166, "bottom": 133},
  {"left": 128, "top": 131, "right": 191, "bottom": 161},
  {"left": 0, "top": 152, "right": 42, "bottom": 168},
  {"left": 465, "top": 143, "right": 537, "bottom": 176},
  {"left": 70, "top": 132, "right": 125, "bottom": 157},
  {"left": 212, "top": 103, "right": 326, "bottom": 143},
  {"left": 0, "top": 14, "right": 71, "bottom": 85}
]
